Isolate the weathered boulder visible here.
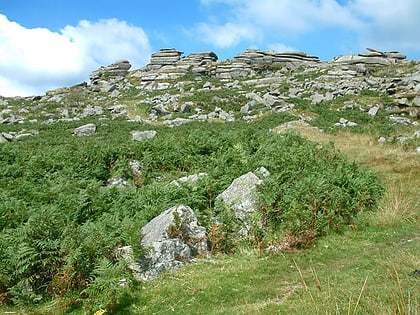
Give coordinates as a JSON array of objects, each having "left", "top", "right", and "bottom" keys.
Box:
[
  {"left": 149, "top": 48, "right": 183, "bottom": 70},
  {"left": 89, "top": 60, "right": 131, "bottom": 83},
  {"left": 137, "top": 205, "right": 209, "bottom": 280},
  {"left": 163, "top": 117, "right": 193, "bottom": 127},
  {"left": 171, "top": 173, "right": 208, "bottom": 188},
  {"left": 0, "top": 133, "right": 9, "bottom": 143},
  {"left": 178, "top": 51, "right": 218, "bottom": 67},
  {"left": 217, "top": 168, "right": 269, "bottom": 221},
  {"left": 333, "top": 48, "right": 406, "bottom": 66},
  {"left": 106, "top": 175, "right": 129, "bottom": 188},
  {"left": 335, "top": 117, "right": 358, "bottom": 127},
  {"left": 234, "top": 49, "right": 319, "bottom": 69},
  {"left": 368, "top": 106, "right": 380, "bottom": 116},
  {"left": 389, "top": 115, "right": 411, "bottom": 125},
  {"left": 215, "top": 62, "right": 253, "bottom": 79},
  {"left": 1, "top": 130, "right": 39, "bottom": 142},
  {"left": 73, "top": 123, "right": 96, "bottom": 136},
  {"left": 131, "top": 130, "right": 157, "bottom": 141}
]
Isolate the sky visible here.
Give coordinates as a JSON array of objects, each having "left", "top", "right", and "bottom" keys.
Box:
[{"left": 1, "top": 0, "right": 420, "bottom": 97}]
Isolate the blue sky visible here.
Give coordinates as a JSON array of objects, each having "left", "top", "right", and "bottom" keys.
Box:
[{"left": 1, "top": 0, "right": 420, "bottom": 96}]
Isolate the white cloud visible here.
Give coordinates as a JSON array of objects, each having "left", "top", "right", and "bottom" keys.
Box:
[
  {"left": 194, "top": 22, "right": 259, "bottom": 48},
  {"left": 61, "top": 19, "right": 151, "bottom": 69},
  {"left": 348, "top": 0, "right": 420, "bottom": 51},
  {"left": 0, "top": 15, "right": 152, "bottom": 97},
  {"left": 237, "top": 0, "right": 361, "bottom": 33},
  {"left": 197, "top": 0, "right": 420, "bottom": 56}
]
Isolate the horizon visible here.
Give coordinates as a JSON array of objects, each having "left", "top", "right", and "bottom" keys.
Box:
[{"left": 1, "top": 0, "right": 420, "bottom": 97}]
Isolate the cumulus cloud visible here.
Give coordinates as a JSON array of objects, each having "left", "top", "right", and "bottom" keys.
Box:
[
  {"left": 0, "top": 15, "right": 151, "bottom": 97},
  {"left": 196, "top": 0, "right": 420, "bottom": 56},
  {"left": 194, "top": 22, "right": 259, "bottom": 48},
  {"left": 347, "top": 0, "right": 420, "bottom": 51},
  {"left": 195, "top": 0, "right": 361, "bottom": 47}
]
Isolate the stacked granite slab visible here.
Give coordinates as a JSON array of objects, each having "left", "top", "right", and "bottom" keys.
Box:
[
  {"left": 234, "top": 49, "right": 320, "bottom": 66},
  {"left": 132, "top": 49, "right": 219, "bottom": 82},
  {"left": 89, "top": 60, "right": 131, "bottom": 83},
  {"left": 333, "top": 48, "right": 407, "bottom": 66},
  {"left": 214, "top": 49, "right": 319, "bottom": 79},
  {"left": 148, "top": 48, "right": 184, "bottom": 70},
  {"left": 178, "top": 52, "right": 218, "bottom": 75}
]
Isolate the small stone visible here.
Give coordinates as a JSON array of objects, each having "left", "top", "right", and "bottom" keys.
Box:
[
  {"left": 368, "top": 106, "right": 380, "bottom": 116},
  {"left": 339, "top": 117, "right": 349, "bottom": 125}
]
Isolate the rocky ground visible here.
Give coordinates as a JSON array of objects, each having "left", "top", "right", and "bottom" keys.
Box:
[{"left": 1, "top": 47, "right": 419, "bottom": 146}]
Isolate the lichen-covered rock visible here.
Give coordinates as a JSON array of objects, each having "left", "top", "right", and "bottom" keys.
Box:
[
  {"left": 171, "top": 173, "right": 208, "bottom": 188},
  {"left": 89, "top": 60, "right": 131, "bottom": 83},
  {"left": 136, "top": 205, "right": 209, "bottom": 280},
  {"left": 216, "top": 171, "right": 263, "bottom": 221},
  {"left": 131, "top": 130, "right": 157, "bottom": 141},
  {"left": 73, "top": 123, "right": 96, "bottom": 136}
]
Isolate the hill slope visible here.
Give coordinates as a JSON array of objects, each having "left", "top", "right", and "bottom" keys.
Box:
[{"left": 0, "top": 48, "right": 419, "bottom": 314}]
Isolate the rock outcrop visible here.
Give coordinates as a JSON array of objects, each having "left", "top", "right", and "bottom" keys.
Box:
[
  {"left": 89, "top": 60, "right": 131, "bottom": 83},
  {"left": 217, "top": 167, "right": 270, "bottom": 221},
  {"left": 333, "top": 48, "right": 406, "bottom": 66},
  {"left": 73, "top": 123, "right": 96, "bottom": 136},
  {"left": 234, "top": 49, "right": 319, "bottom": 66},
  {"left": 136, "top": 205, "right": 209, "bottom": 280},
  {"left": 131, "top": 130, "right": 157, "bottom": 141}
]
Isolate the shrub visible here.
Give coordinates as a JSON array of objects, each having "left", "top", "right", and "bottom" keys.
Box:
[{"left": 256, "top": 132, "right": 384, "bottom": 242}]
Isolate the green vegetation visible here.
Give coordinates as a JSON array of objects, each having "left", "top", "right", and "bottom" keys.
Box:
[
  {"left": 0, "top": 62, "right": 419, "bottom": 314},
  {"left": 0, "top": 111, "right": 386, "bottom": 312}
]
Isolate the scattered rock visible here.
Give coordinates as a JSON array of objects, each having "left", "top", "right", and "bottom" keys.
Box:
[
  {"left": 171, "top": 173, "right": 208, "bottom": 188},
  {"left": 335, "top": 118, "right": 358, "bottom": 127},
  {"left": 107, "top": 176, "right": 129, "bottom": 188},
  {"left": 368, "top": 106, "right": 380, "bottom": 116},
  {"left": 389, "top": 116, "right": 411, "bottom": 125},
  {"left": 217, "top": 171, "right": 263, "bottom": 221},
  {"left": 73, "top": 123, "right": 96, "bottom": 136},
  {"left": 1, "top": 129, "right": 39, "bottom": 142},
  {"left": 137, "top": 205, "right": 209, "bottom": 280},
  {"left": 131, "top": 130, "right": 157, "bottom": 141}
]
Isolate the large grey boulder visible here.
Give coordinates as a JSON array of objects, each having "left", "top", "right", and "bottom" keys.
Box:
[
  {"left": 89, "top": 60, "right": 131, "bottom": 83},
  {"left": 0, "top": 134, "right": 8, "bottom": 143},
  {"left": 137, "top": 205, "right": 209, "bottom": 280},
  {"left": 217, "top": 168, "right": 269, "bottom": 221},
  {"left": 149, "top": 48, "right": 183, "bottom": 69},
  {"left": 137, "top": 239, "right": 191, "bottom": 281},
  {"left": 73, "top": 123, "right": 96, "bottom": 136},
  {"left": 131, "top": 130, "right": 157, "bottom": 141}
]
